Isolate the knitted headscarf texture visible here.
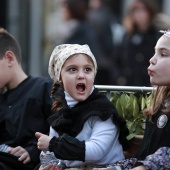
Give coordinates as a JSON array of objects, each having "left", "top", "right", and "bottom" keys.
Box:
[
  {"left": 48, "top": 44, "right": 97, "bottom": 83},
  {"left": 160, "top": 29, "right": 170, "bottom": 38}
]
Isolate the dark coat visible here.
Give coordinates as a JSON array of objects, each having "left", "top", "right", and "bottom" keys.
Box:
[
  {"left": 136, "top": 110, "right": 170, "bottom": 160},
  {"left": 0, "top": 76, "right": 53, "bottom": 169},
  {"left": 120, "top": 27, "right": 161, "bottom": 86}
]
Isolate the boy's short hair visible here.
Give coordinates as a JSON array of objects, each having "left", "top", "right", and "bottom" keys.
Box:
[{"left": 0, "top": 27, "right": 21, "bottom": 63}]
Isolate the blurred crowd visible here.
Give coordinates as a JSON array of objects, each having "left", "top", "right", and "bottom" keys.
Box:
[{"left": 45, "top": 0, "right": 170, "bottom": 86}]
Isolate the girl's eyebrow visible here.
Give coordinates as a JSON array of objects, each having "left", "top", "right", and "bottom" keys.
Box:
[
  {"left": 155, "top": 47, "right": 170, "bottom": 51},
  {"left": 65, "top": 64, "right": 93, "bottom": 68},
  {"left": 64, "top": 65, "right": 77, "bottom": 70}
]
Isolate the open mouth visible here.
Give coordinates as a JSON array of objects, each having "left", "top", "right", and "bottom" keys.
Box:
[{"left": 76, "top": 83, "right": 85, "bottom": 93}]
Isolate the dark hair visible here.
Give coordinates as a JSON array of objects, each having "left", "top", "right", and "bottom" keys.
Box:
[
  {"left": 64, "top": 0, "right": 89, "bottom": 21},
  {"left": 0, "top": 27, "right": 21, "bottom": 63},
  {"left": 51, "top": 82, "right": 63, "bottom": 111}
]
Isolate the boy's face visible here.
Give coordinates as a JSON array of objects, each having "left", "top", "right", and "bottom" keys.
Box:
[
  {"left": 0, "top": 54, "right": 13, "bottom": 91},
  {"left": 0, "top": 56, "right": 10, "bottom": 90},
  {"left": 148, "top": 35, "right": 170, "bottom": 86},
  {"left": 60, "top": 54, "right": 95, "bottom": 101}
]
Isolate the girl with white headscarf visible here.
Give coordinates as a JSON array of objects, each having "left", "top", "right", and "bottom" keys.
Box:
[{"left": 35, "top": 44, "right": 129, "bottom": 170}]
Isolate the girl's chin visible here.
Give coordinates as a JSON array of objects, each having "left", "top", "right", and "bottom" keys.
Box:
[
  {"left": 75, "top": 96, "right": 89, "bottom": 102},
  {"left": 151, "top": 81, "right": 170, "bottom": 86},
  {"left": 150, "top": 82, "right": 159, "bottom": 86}
]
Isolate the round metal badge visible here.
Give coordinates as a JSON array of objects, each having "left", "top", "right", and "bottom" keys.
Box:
[{"left": 157, "top": 114, "right": 168, "bottom": 128}]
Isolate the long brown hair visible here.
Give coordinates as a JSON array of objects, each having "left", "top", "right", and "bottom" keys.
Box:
[{"left": 144, "top": 86, "right": 170, "bottom": 119}]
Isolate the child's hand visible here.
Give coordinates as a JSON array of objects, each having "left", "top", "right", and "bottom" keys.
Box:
[
  {"left": 39, "top": 164, "right": 57, "bottom": 170},
  {"left": 8, "top": 146, "right": 31, "bottom": 164},
  {"left": 35, "top": 132, "right": 52, "bottom": 151}
]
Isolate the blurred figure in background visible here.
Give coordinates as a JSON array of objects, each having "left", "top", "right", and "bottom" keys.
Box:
[
  {"left": 154, "top": 13, "right": 170, "bottom": 31},
  {"left": 88, "top": 0, "right": 120, "bottom": 85},
  {"left": 60, "top": 0, "right": 92, "bottom": 45},
  {"left": 58, "top": 0, "right": 112, "bottom": 85},
  {"left": 117, "top": 0, "right": 160, "bottom": 86}
]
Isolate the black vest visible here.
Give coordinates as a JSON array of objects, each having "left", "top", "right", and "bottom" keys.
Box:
[{"left": 136, "top": 110, "right": 170, "bottom": 160}]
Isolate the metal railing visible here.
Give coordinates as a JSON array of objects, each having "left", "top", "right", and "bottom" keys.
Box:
[{"left": 95, "top": 85, "right": 153, "bottom": 98}]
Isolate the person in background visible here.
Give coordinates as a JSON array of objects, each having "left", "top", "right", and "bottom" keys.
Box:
[
  {"left": 93, "top": 30, "right": 170, "bottom": 170},
  {"left": 87, "top": 0, "right": 119, "bottom": 85},
  {"left": 35, "top": 44, "right": 129, "bottom": 170},
  {"left": 58, "top": 0, "right": 111, "bottom": 85},
  {"left": 58, "top": 0, "right": 100, "bottom": 58},
  {"left": 117, "top": 0, "right": 160, "bottom": 86},
  {"left": 0, "top": 28, "right": 53, "bottom": 170}
]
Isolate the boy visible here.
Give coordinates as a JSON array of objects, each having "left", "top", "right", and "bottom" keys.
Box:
[{"left": 0, "top": 28, "right": 53, "bottom": 169}]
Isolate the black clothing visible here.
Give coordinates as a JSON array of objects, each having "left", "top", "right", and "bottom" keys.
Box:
[
  {"left": 62, "top": 21, "right": 101, "bottom": 62},
  {"left": 49, "top": 134, "right": 85, "bottom": 162},
  {"left": 0, "top": 152, "right": 34, "bottom": 170},
  {"left": 88, "top": 6, "right": 119, "bottom": 85},
  {"left": 136, "top": 110, "right": 170, "bottom": 160},
  {"left": 62, "top": 20, "right": 113, "bottom": 85},
  {"left": 120, "top": 27, "right": 160, "bottom": 86},
  {"left": 0, "top": 76, "right": 53, "bottom": 169},
  {"left": 48, "top": 88, "right": 129, "bottom": 161}
]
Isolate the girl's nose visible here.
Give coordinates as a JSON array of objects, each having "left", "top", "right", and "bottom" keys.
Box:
[
  {"left": 77, "top": 71, "right": 85, "bottom": 79},
  {"left": 149, "top": 56, "right": 156, "bottom": 65}
]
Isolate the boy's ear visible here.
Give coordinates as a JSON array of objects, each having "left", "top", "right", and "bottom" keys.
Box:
[{"left": 4, "top": 51, "right": 15, "bottom": 66}]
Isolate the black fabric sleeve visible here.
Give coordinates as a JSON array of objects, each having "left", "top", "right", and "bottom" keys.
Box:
[
  {"left": 0, "top": 152, "right": 34, "bottom": 170},
  {"left": 25, "top": 144, "right": 40, "bottom": 165},
  {"left": 49, "top": 134, "right": 85, "bottom": 162}
]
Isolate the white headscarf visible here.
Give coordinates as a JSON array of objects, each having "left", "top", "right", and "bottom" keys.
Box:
[
  {"left": 160, "top": 30, "right": 170, "bottom": 39},
  {"left": 48, "top": 44, "right": 97, "bottom": 83}
]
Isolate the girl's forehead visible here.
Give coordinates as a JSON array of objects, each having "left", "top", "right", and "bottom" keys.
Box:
[{"left": 155, "top": 35, "right": 170, "bottom": 50}]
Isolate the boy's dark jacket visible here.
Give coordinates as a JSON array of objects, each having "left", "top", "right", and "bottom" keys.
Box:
[{"left": 0, "top": 76, "right": 53, "bottom": 169}]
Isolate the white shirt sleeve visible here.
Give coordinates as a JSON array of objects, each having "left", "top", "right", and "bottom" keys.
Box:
[
  {"left": 49, "top": 126, "right": 59, "bottom": 138},
  {"left": 65, "top": 116, "right": 120, "bottom": 167},
  {"left": 85, "top": 116, "right": 118, "bottom": 162}
]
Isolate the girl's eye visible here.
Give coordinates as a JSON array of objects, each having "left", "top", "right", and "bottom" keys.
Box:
[
  {"left": 69, "top": 68, "right": 76, "bottom": 72},
  {"left": 85, "top": 68, "right": 91, "bottom": 72},
  {"left": 161, "top": 53, "right": 167, "bottom": 57}
]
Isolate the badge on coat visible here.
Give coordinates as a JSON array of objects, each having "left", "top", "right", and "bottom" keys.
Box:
[{"left": 157, "top": 114, "right": 168, "bottom": 128}]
